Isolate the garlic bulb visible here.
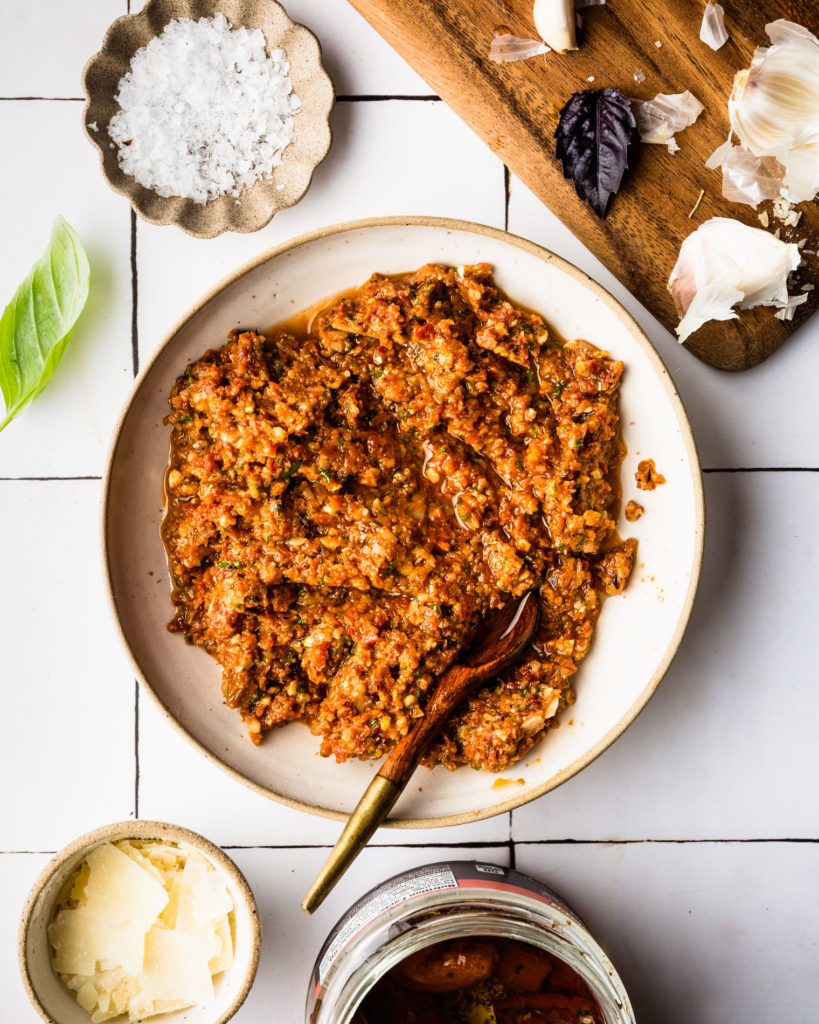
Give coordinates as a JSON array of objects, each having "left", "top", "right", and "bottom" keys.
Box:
[
  {"left": 668, "top": 217, "right": 805, "bottom": 342},
  {"left": 533, "top": 0, "right": 577, "bottom": 54},
  {"left": 729, "top": 20, "right": 819, "bottom": 202},
  {"left": 632, "top": 91, "right": 704, "bottom": 153},
  {"left": 700, "top": 2, "right": 729, "bottom": 51}
]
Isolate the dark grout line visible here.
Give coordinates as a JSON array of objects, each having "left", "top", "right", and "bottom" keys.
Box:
[
  {"left": 0, "top": 96, "right": 84, "bottom": 102},
  {"left": 336, "top": 94, "right": 441, "bottom": 102},
  {"left": 130, "top": 209, "right": 139, "bottom": 377},
  {"left": 4, "top": 95, "right": 443, "bottom": 104},
  {"left": 514, "top": 837, "right": 819, "bottom": 845},
  {"left": 131, "top": 199, "right": 140, "bottom": 821},
  {"left": 0, "top": 850, "right": 58, "bottom": 856},
  {"left": 503, "top": 165, "right": 510, "bottom": 232},
  {"left": 3, "top": 837, "right": 815, "bottom": 856},
  {"left": 214, "top": 837, "right": 818, "bottom": 850},
  {"left": 0, "top": 475, "right": 102, "bottom": 482},
  {"left": 220, "top": 841, "right": 515, "bottom": 851},
  {"left": 703, "top": 467, "right": 819, "bottom": 473},
  {"left": 134, "top": 682, "right": 140, "bottom": 820}
]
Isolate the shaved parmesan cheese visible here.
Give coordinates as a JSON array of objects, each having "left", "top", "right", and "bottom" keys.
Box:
[
  {"left": 139, "top": 928, "right": 215, "bottom": 1007},
  {"left": 700, "top": 2, "right": 729, "bottom": 50},
  {"left": 49, "top": 839, "right": 235, "bottom": 1022},
  {"left": 209, "top": 914, "right": 235, "bottom": 974},
  {"left": 83, "top": 844, "right": 169, "bottom": 929},
  {"left": 50, "top": 905, "right": 150, "bottom": 977},
  {"left": 668, "top": 217, "right": 804, "bottom": 341}
]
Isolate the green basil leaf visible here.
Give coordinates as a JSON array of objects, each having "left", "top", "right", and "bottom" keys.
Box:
[{"left": 0, "top": 215, "right": 90, "bottom": 432}]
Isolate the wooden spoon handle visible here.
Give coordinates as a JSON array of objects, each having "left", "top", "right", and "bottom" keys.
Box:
[
  {"left": 301, "top": 664, "right": 474, "bottom": 915},
  {"left": 377, "top": 663, "right": 472, "bottom": 787},
  {"left": 301, "top": 774, "right": 401, "bottom": 915}
]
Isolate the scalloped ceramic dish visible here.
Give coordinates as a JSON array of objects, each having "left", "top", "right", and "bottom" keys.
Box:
[
  {"left": 103, "top": 217, "right": 705, "bottom": 828},
  {"left": 82, "top": 0, "right": 334, "bottom": 238}
]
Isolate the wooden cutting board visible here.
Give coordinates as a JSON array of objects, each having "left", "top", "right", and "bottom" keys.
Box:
[{"left": 346, "top": 0, "right": 818, "bottom": 370}]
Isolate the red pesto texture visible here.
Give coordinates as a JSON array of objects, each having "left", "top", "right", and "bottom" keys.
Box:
[
  {"left": 635, "top": 458, "right": 665, "bottom": 491},
  {"left": 162, "top": 264, "right": 636, "bottom": 771}
]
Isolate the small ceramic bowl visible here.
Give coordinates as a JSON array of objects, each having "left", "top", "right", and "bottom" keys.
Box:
[
  {"left": 82, "top": 0, "right": 334, "bottom": 238},
  {"left": 19, "top": 820, "right": 261, "bottom": 1024}
]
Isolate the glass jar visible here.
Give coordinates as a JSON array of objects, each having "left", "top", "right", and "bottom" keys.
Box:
[{"left": 306, "top": 861, "right": 634, "bottom": 1023}]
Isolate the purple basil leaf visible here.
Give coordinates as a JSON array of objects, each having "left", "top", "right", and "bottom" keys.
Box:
[{"left": 554, "top": 88, "right": 638, "bottom": 219}]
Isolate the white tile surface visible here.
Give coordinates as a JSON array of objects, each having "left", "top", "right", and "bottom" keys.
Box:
[
  {"left": 232, "top": 844, "right": 511, "bottom": 1022},
  {"left": 0, "top": 0, "right": 428, "bottom": 101},
  {"left": 507, "top": 177, "right": 819, "bottom": 470},
  {"left": 281, "top": 1, "right": 429, "bottom": 95},
  {"left": 1, "top": 1, "right": 817, "bottom": 1021},
  {"left": 0, "top": 1, "right": 124, "bottom": 98},
  {"left": 0, "top": 481, "right": 135, "bottom": 850},
  {"left": 138, "top": 693, "right": 510, "bottom": 847},
  {"left": 513, "top": 471, "right": 819, "bottom": 841},
  {"left": 515, "top": 841, "right": 819, "bottom": 1023},
  {"left": 0, "top": 102, "right": 133, "bottom": 478},
  {"left": 136, "top": 99, "right": 505, "bottom": 363}
]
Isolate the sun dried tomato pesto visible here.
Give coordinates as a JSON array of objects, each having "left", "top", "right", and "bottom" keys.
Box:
[
  {"left": 360, "top": 937, "right": 603, "bottom": 1024},
  {"left": 162, "top": 264, "right": 635, "bottom": 771},
  {"left": 635, "top": 458, "right": 665, "bottom": 491}
]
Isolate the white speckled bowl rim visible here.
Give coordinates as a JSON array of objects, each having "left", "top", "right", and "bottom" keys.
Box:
[
  {"left": 18, "top": 819, "right": 261, "bottom": 1024},
  {"left": 102, "top": 216, "right": 705, "bottom": 829},
  {"left": 82, "top": 0, "right": 334, "bottom": 238}
]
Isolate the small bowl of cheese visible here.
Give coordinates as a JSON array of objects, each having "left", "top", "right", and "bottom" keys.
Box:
[{"left": 18, "top": 820, "right": 260, "bottom": 1024}]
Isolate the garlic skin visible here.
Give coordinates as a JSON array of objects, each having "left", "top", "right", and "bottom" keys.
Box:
[
  {"left": 489, "top": 32, "right": 549, "bottom": 64},
  {"left": 700, "top": 2, "right": 729, "bottom": 51},
  {"left": 668, "top": 217, "right": 804, "bottom": 342},
  {"left": 706, "top": 142, "right": 786, "bottom": 207},
  {"left": 728, "top": 20, "right": 819, "bottom": 202},
  {"left": 632, "top": 91, "right": 704, "bottom": 152},
  {"left": 533, "top": 0, "right": 577, "bottom": 54}
]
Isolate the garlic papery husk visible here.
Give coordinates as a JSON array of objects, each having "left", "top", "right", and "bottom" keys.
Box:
[
  {"left": 774, "top": 292, "right": 809, "bottom": 321},
  {"left": 533, "top": 0, "right": 577, "bottom": 53},
  {"left": 489, "top": 32, "right": 549, "bottom": 64},
  {"left": 778, "top": 140, "right": 819, "bottom": 204},
  {"left": 728, "top": 20, "right": 819, "bottom": 201},
  {"left": 632, "top": 91, "right": 704, "bottom": 152},
  {"left": 700, "top": 2, "right": 729, "bottom": 50},
  {"left": 707, "top": 141, "right": 786, "bottom": 207},
  {"left": 668, "top": 217, "right": 803, "bottom": 342}
]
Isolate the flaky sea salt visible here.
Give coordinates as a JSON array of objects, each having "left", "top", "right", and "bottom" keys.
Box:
[{"left": 108, "top": 13, "right": 301, "bottom": 204}]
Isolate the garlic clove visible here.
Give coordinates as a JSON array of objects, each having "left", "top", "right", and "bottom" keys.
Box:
[
  {"left": 668, "top": 217, "right": 803, "bottom": 342},
  {"left": 533, "top": 0, "right": 578, "bottom": 53}
]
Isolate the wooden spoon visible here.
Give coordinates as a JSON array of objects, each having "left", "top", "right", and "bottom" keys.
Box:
[{"left": 301, "top": 590, "right": 539, "bottom": 914}]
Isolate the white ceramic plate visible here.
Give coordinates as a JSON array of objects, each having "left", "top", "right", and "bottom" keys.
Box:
[{"left": 104, "top": 217, "right": 704, "bottom": 827}]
